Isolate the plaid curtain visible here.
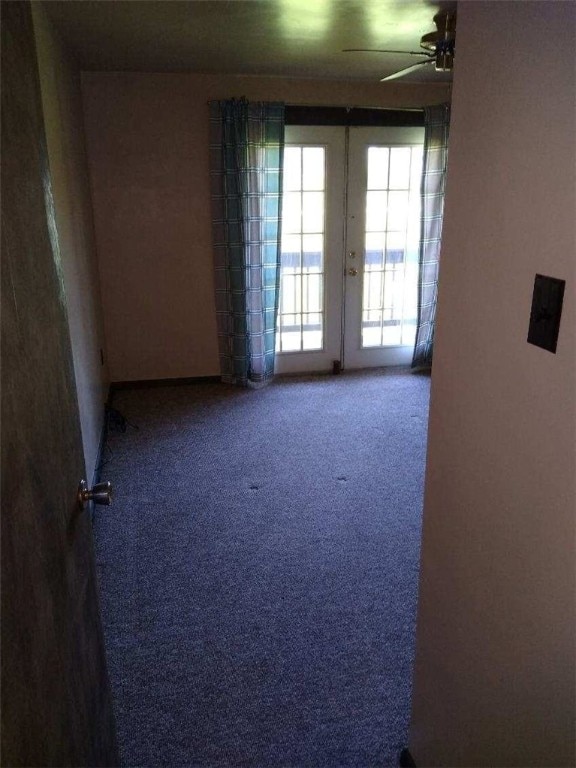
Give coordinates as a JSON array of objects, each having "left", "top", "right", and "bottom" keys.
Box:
[
  {"left": 209, "top": 99, "right": 285, "bottom": 387},
  {"left": 412, "top": 103, "right": 451, "bottom": 371}
]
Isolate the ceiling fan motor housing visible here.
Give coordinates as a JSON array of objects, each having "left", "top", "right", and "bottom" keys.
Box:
[
  {"left": 421, "top": 11, "right": 456, "bottom": 72},
  {"left": 434, "top": 39, "right": 454, "bottom": 72}
]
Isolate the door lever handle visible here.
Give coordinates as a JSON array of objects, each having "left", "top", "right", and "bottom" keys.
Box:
[
  {"left": 347, "top": 268, "right": 358, "bottom": 277},
  {"left": 78, "top": 480, "right": 113, "bottom": 509}
]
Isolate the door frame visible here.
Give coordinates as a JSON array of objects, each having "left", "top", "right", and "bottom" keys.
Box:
[
  {"left": 275, "top": 122, "right": 424, "bottom": 374},
  {"left": 343, "top": 125, "right": 425, "bottom": 369}
]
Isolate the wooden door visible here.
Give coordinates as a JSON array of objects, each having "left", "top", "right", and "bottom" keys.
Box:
[{"left": 1, "top": 3, "right": 118, "bottom": 765}]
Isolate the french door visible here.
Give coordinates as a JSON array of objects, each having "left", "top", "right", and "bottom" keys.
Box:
[{"left": 275, "top": 124, "right": 424, "bottom": 375}]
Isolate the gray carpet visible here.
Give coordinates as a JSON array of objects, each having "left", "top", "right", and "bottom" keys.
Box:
[{"left": 93, "top": 368, "right": 430, "bottom": 767}]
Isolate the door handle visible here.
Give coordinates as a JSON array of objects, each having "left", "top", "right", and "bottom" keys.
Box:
[
  {"left": 78, "top": 480, "right": 113, "bottom": 509},
  {"left": 347, "top": 268, "right": 358, "bottom": 277}
]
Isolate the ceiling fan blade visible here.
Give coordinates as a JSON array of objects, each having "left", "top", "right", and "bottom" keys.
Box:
[
  {"left": 343, "top": 48, "right": 430, "bottom": 57},
  {"left": 380, "top": 58, "right": 435, "bottom": 82}
]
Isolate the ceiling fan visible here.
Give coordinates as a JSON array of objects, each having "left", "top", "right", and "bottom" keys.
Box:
[{"left": 343, "top": 11, "right": 456, "bottom": 82}]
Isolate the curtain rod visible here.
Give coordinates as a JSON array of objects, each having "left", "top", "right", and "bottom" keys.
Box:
[
  {"left": 285, "top": 104, "right": 424, "bottom": 112},
  {"left": 206, "top": 100, "right": 424, "bottom": 112},
  {"left": 206, "top": 101, "right": 427, "bottom": 126},
  {"left": 284, "top": 105, "right": 425, "bottom": 127}
]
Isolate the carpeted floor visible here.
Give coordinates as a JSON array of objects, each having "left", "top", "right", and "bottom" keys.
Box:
[{"left": 93, "top": 368, "right": 430, "bottom": 767}]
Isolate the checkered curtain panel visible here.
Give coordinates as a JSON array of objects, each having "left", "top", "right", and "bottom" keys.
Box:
[
  {"left": 209, "top": 99, "right": 285, "bottom": 386},
  {"left": 412, "top": 103, "right": 451, "bottom": 371}
]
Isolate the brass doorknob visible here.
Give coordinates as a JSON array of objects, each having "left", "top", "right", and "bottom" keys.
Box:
[
  {"left": 347, "top": 268, "right": 358, "bottom": 276},
  {"left": 78, "top": 480, "right": 113, "bottom": 509}
]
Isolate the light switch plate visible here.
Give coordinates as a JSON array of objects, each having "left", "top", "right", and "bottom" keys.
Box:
[{"left": 527, "top": 274, "right": 565, "bottom": 353}]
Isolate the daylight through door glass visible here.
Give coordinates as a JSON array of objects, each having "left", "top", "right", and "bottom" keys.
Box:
[
  {"left": 276, "top": 146, "right": 325, "bottom": 352},
  {"left": 362, "top": 145, "right": 423, "bottom": 348}
]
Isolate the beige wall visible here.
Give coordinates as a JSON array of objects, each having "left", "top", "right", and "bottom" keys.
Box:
[
  {"left": 33, "top": 7, "right": 108, "bottom": 481},
  {"left": 81, "top": 73, "right": 449, "bottom": 381},
  {"left": 409, "top": 3, "right": 575, "bottom": 766}
]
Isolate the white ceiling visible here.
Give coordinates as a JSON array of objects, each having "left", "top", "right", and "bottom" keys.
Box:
[{"left": 43, "top": 0, "right": 456, "bottom": 83}]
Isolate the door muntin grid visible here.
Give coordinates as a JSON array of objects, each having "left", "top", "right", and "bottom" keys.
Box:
[
  {"left": 276, "top": 145, "right": 326, "bottom": 353},
  {"left": 362, "top": 145, "right": 423, "bottom": 348}
]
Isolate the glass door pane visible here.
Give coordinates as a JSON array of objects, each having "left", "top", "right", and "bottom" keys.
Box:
[
  {"left": 277, "top": 146, "right": 326, "bottom": 353},
  {"left": 362, "top": 145, "right": 423, "bottom": 348}
]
